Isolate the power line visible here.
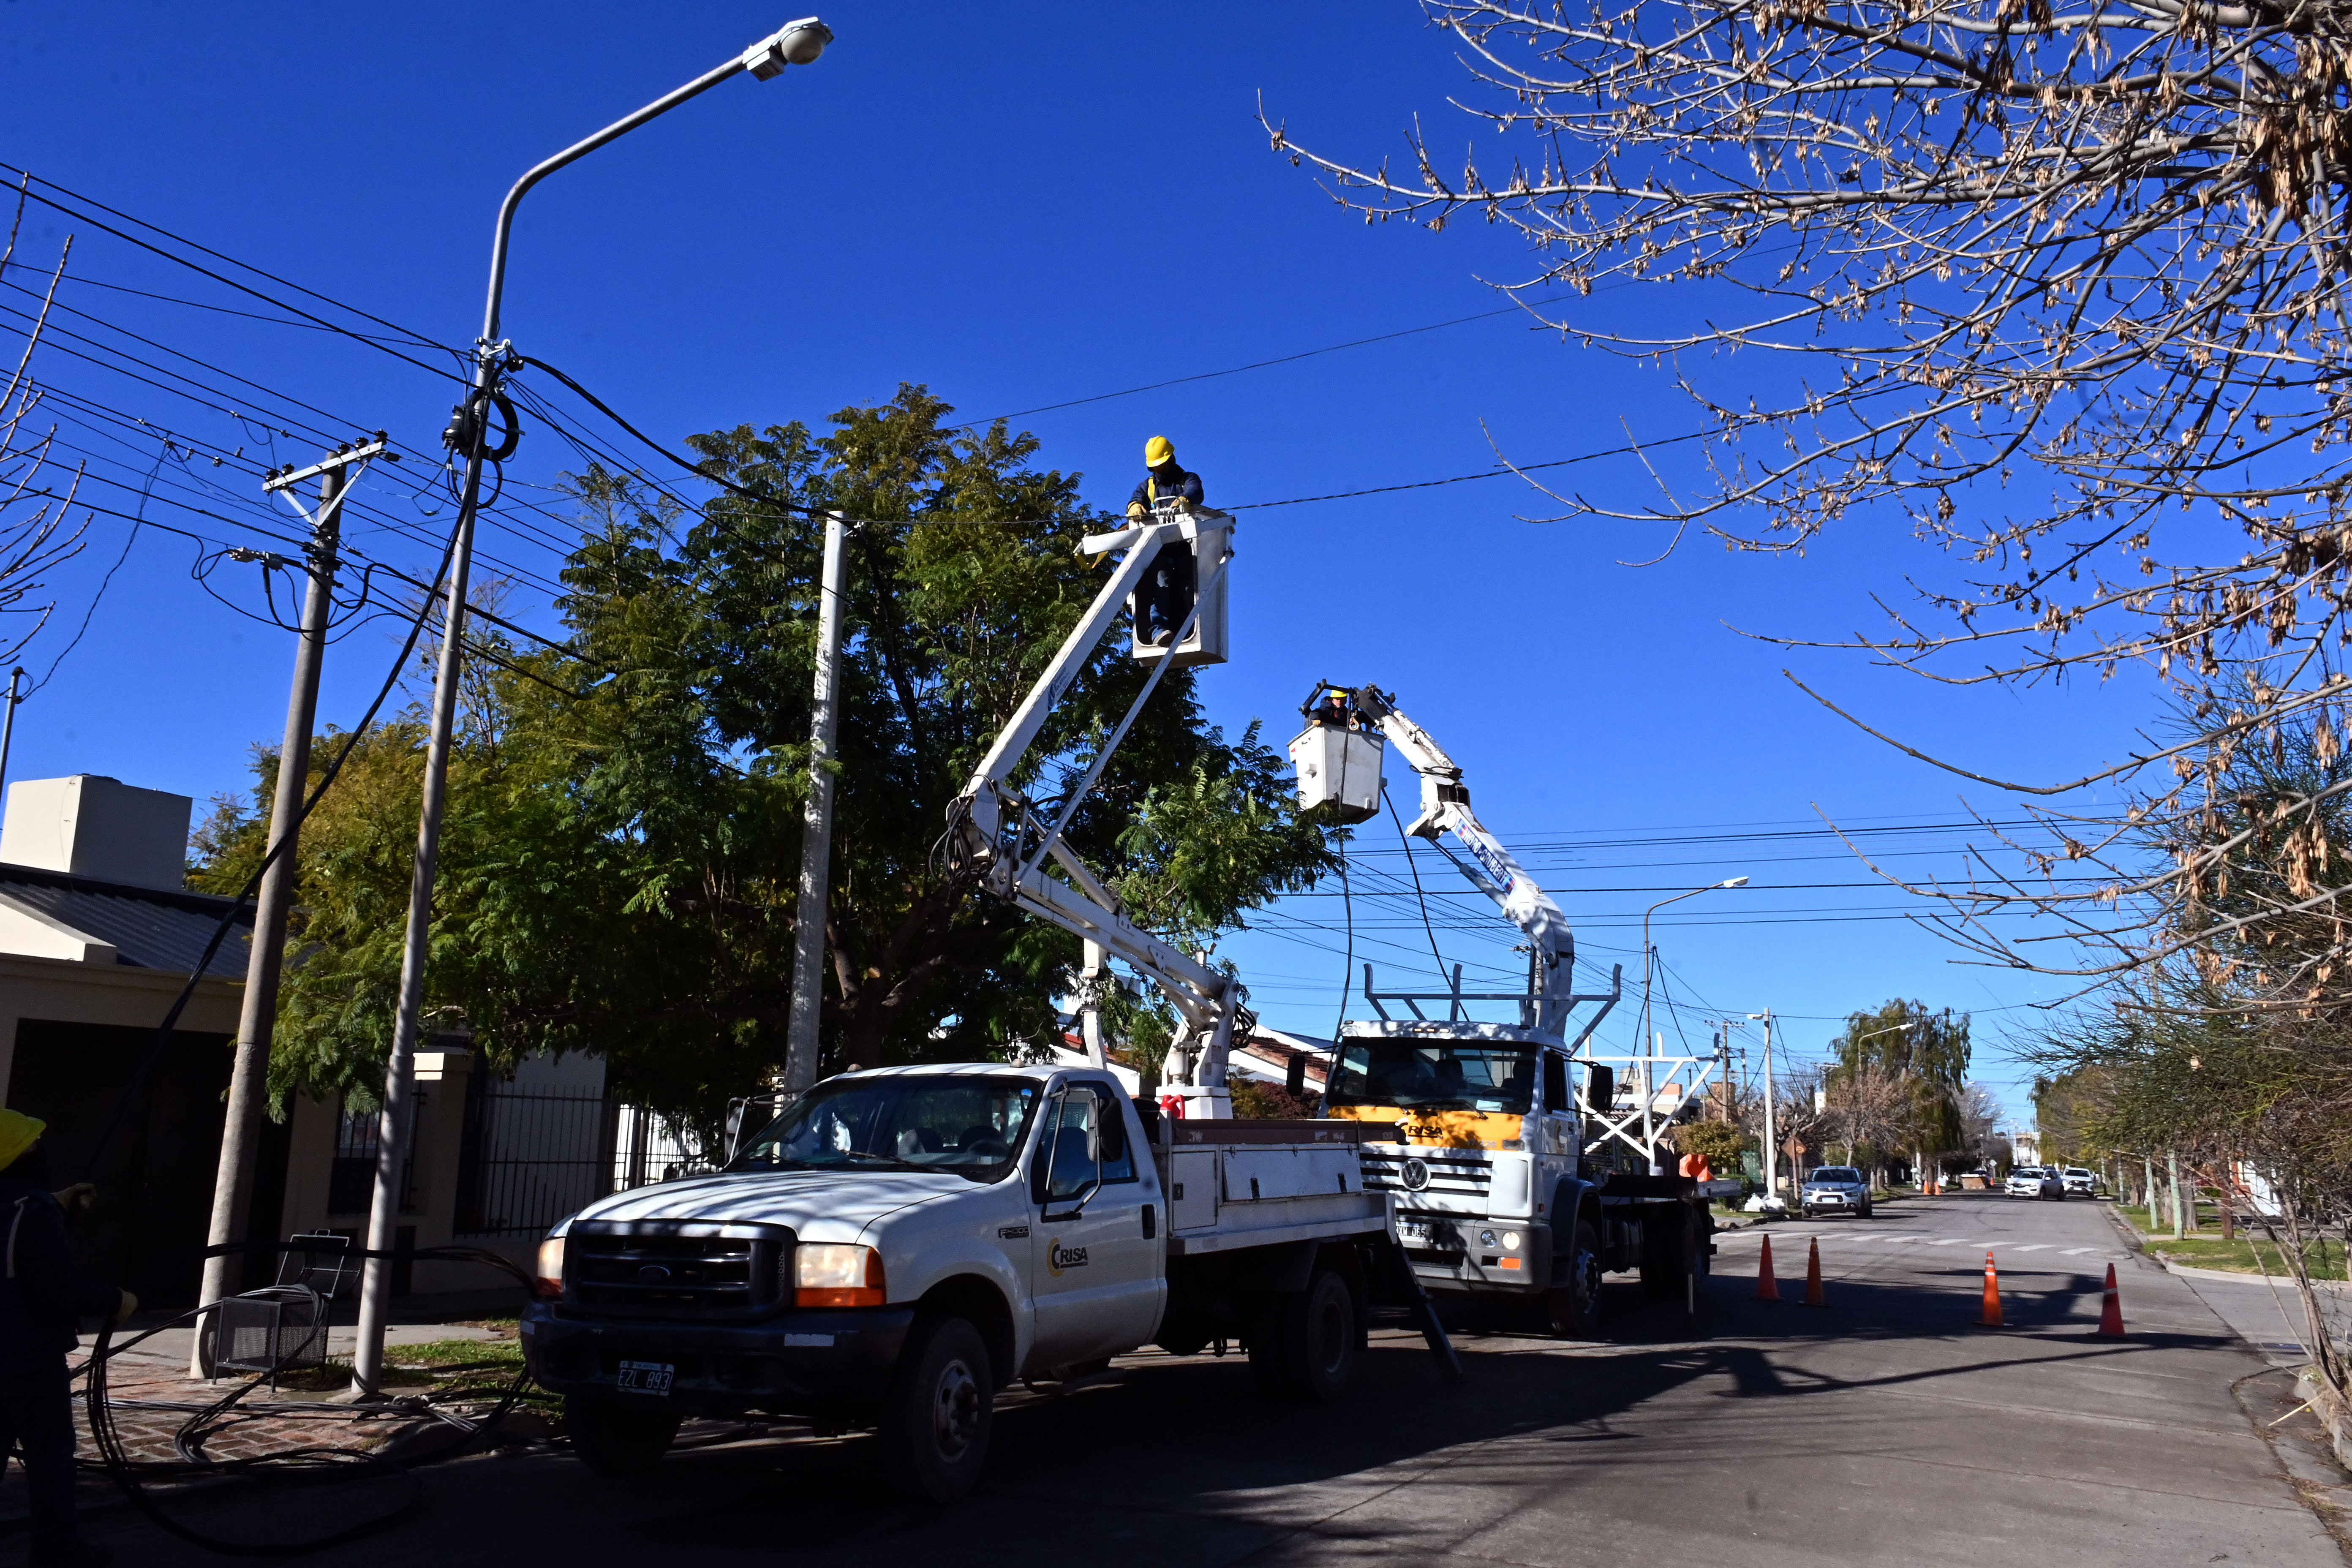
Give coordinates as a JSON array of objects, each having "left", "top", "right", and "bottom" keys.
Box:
[{"left": 0, "top": 164, "right": 459, "bottom": 376}]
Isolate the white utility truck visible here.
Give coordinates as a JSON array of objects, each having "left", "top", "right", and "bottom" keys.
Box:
[
  {"left": 522, "top": 509, "right": 1457, "bottom": 1502},
  {"left": 1289, "top": 684, "right": 1741, "bottom": 1335}
]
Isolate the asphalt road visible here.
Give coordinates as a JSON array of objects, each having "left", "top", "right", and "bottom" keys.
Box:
[{"left": 63, "top": 1192, "right": 2343, "bottom": 1566}]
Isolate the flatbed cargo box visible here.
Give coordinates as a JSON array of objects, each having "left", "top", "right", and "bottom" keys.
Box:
[{"left": 1154, "top": 1118, "right": 1389, "bottom": 1256}]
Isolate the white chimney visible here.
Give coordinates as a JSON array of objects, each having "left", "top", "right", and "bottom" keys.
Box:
[{"left": 0, "top": 775, "right": 193, "bottom": 891}]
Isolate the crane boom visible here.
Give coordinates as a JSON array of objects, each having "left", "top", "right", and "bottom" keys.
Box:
[
  {"left": 946, "top": 506, "right": 1242, "bottom": 1117},
  {"left": 1291, "top": 683, "right": 1577, "bottom": 1034}
]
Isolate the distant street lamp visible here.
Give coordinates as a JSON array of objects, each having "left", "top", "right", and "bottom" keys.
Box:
[
  {"left": 1635, "top": 877, "right": 1746, "bottom": 1171},
  {"left": 349, "top": 16, "right": 836, "bottom": 1398}
]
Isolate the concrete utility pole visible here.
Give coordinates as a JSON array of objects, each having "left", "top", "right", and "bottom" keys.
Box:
[
  {"left": 1749, "top": 1008, "right": 1780, "bottom": 1208},
  {"left": 1637, "top": 877, "right": 1746, "bottom": 1172},
  {"left": 782, "top": 512, "right": 849, "bottom": 1095},
  {"left": 349, "top": 16, "right": 837, "bottom": 1398},
  {"left": 2167, "top": 1150, "right": 2187, "bottom": 1239},
  {"left": 192, "top": 442, "right": 377, "bottom": 1374}
]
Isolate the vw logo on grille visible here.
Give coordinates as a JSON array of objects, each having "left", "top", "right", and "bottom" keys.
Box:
[
  {"left": 637, "top": 1264, "right": 672, "bottom": 1282},
  {"left": 1400, "top": 1157, "right": 1430, "bottom": 1191}
]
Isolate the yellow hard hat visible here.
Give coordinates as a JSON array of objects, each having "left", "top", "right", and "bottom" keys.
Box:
[
  {"left": 1144, "top": 435, "right": 1175, "bottom": 468},
  {"left": 0, "top": 1110, "right": 46, "bottom": 1173}
]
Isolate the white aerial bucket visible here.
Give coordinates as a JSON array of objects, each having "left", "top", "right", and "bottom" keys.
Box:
[{"left": 1289, "top": 721, "right": 1384, "bottom": 825}]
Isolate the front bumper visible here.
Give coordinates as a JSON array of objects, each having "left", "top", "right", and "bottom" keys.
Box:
[
  {"left": 1802, "top": 1192, "right": 1860, "bottom": 1209},
  {"left": 522, "top": 1301, "right": 916, "bottom": 1418},
  {"left": 1397, "top": 1212, "right": 1542, "bottom": 1294}
]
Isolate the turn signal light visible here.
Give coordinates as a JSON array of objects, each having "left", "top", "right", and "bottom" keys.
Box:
[
  {"left": 535, "top": 1236, "right": 565, "bottom": 1298},
  {"left": 795, "top": 1243, "right": 885, "bottom": 1308}
]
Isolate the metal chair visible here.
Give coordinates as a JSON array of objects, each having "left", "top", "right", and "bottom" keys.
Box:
[{"left": 209, "top": 1232, "right": 352, "bottom": 1388}]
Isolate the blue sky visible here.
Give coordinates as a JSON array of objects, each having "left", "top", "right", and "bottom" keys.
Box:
[{"left": 0, "top": 2, "right": 2162, "bottom": 1124}]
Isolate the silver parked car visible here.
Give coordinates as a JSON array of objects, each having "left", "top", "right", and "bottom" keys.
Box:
[
  {"left": 1801, "top": 1165, "right": 1873, "bottom": 1219},
  {"left": 2005, "top": 1165, "right": 2065, "bottom": 1200}
]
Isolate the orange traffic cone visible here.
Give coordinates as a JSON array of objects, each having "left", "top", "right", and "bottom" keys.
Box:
[
  {"left": 1802, "top": 1237, "right": 1827, "bottom": 1307},
  {"left": 1976, "top": 1250, "right": 2005, "bottom": 1327},
  {"left": 2096, "top": 1263, "right": 2125, "bottom": 1338},
  {"left": 1755, "top": 1233, "right": 1780, "bottom": 1301}
]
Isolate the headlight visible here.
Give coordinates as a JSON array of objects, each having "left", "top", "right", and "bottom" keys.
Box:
[
  {"left": 535, "top": 1235, "right": 565, "bottom": 1298},
  {"left": 1478, "top": 1229, "right": 1498, "bottom": 1248},
  {"left": 795, "top": 1243, "right": 886, "bottom": 1309},
  {"left": 1500, "top": 1231, "right": 1522, "bottom": 1250}
]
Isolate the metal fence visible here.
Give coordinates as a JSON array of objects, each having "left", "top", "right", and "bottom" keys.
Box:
[
  {"left": 452, "top": 1081, "right": 713, "bottom": 1239},
  {"left": 327, "top": 1097, "right": 422, "bottom": 1217},
  {"left": 453, "top": 1083, "right": 612, "bottom": 1239},
  {"left": 610, "top": 1103, "right": 709, "bottom": 1192}
]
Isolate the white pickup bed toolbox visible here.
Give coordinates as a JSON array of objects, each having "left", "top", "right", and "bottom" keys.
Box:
[{"left": 1155, "top": 1119, "right": 1390, "bottom": 1257}]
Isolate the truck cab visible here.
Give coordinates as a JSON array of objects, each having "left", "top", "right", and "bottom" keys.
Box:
[{"left": 1324, "top": 1020, "right": 1721, "bottom": 1335}]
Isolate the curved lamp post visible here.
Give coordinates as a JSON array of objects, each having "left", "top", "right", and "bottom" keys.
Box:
[
  {"left": 1634, "top": 877, "right": 1746, "bottom": 1171},
  {"left": 348, "top": 17, "right": 836, "bottom": 1396}
]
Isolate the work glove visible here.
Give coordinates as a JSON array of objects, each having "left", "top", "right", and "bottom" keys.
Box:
[
  {"left": 1125, "top": 501, "right": 1146, "bottom": 522},
  {"left": 52, "top": 1183, "right": 95, "bottom": 1218},
  {"left": 114, "top": 1289, "right": 137, "bottom": 1323}
]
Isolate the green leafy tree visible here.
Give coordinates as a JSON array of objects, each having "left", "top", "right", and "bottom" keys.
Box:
[
  {"left": 1829, "top": 1000, "right": 1970, "bottom": 1184},
  {"left": 196, "top": 385, "right": 1334, "bottom": 1128}
]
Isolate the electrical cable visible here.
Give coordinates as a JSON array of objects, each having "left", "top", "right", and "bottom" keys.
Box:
[
  {"left": 77, "top": 503, "right": 464, "bottom": 1176},
  {"left": 1330, "top": 837, "right": 1356, "bottom": 1047},
  {"left": 82, "top": 1241, "right": 546, "bottom": 1558},
  {"left": 1384, "top": 785, "right": 1451, "bottom": 989},
  {"left": 0, "top": 258, "right": 436, "bottom": 349},
  {"left": 25, "top": 442, "right": 169, "bottom": 694},
  {"left": 0, "top": 165, "right": 461, "bottom": 381}
]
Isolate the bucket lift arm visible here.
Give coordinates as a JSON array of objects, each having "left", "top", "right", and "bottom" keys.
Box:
[
  {"left": 1300, "top": 684, "right": 1578, "bottom": 1034},
  {"left": 946, "top": 507, "right": 1241, "bottom": 1117}
]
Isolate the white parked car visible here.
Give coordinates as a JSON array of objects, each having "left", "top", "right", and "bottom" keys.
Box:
[{"left": 2060, "top": 1167, "right": 2098, "bottom": 1197}]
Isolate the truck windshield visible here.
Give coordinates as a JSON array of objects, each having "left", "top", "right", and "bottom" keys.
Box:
[
  {"left": 732, "top": 1076, "right": 1040, "bottom": 1184},
  {"left": 1326, "top": 1040, "right": 1536, "bottom": 1114}
]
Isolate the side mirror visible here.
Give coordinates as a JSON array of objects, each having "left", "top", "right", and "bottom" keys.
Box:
[{"left": 1584, "top": 1064, "right": 1616, "bottom": 1116}]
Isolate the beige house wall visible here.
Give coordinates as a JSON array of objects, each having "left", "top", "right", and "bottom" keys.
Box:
[{"left": 0, "top": 952, "right": 242, "bottom": 1102}]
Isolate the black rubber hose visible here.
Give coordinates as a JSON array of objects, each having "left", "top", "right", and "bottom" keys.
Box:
[{"left": 76, "top": 1244, "right": 545, "bottom": 1557}]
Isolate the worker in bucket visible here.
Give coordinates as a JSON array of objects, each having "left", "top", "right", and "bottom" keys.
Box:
[
  {"left": 1125, "top": 435, "right": 1205, "bottom": 647},
  {"left": 0, "top": 1111, "right": 133, "bottom": 1566}
]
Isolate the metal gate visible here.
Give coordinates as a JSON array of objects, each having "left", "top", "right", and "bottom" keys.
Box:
[{"left": 453, "top": 1082, "right": 612, "bottom": 1239}]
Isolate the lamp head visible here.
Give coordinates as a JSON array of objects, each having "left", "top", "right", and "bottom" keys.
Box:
[
  {"left": 1720, "top": 876, "right": 1749, "bottom": 887},
  {"left": 744, "top": 16, "right": 833, "bottom": 79}
]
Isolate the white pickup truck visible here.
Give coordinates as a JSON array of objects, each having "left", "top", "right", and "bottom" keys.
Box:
[{"left": 521, "top": 1062, "right": 1449, "bottom": 1501}]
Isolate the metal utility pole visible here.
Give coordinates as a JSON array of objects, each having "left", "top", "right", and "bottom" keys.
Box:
[
  {"left": 192, "top": 441, "right": 379, "bottom": 1375},
  {"left": 0, "top": 665, "right": 21, "bottom": 805},
  {"left": 783, "top": 512, "right": 849, "bottom": 1095},
  {"left": 349, "top": 16, "right": 837, "bottom": 1398}
]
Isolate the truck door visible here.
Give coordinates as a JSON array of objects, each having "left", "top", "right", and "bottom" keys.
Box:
[{"left": 1028, "top": 1080, "right": 1165, "bottom": 1370}]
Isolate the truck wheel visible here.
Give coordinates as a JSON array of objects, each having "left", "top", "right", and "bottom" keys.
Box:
[
  {"left": 1248, "top": 1271, "right": 1358, "bottom": 1402},
  {"left": 880, "top": 1315, "right": 994, "bottom": 1503},
  {"left": 565, "top": 1402, "right": 680, "bottom": 1476},
  {"left": 1639, "top": 1211, "right": 1693, "bottom": 1299},
  {"left": 1538, "top": 1220, "right": 1605, "bottom": 1339}
]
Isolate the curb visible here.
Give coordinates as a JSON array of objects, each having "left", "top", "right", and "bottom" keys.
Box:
[{"left": 2153, "top": 1258, "right": 2352, "bottom": 1292}]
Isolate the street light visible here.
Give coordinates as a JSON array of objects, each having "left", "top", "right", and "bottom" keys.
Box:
[
  {"left": 348, "top": 17, "right": 836, "bottom": 1398},
  {"left": 1635, "top": 877, "right": 1747, "bottom": 1172}
]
